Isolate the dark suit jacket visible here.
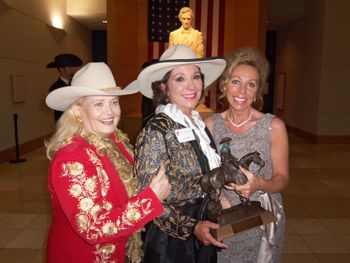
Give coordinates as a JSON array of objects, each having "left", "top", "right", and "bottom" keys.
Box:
[{"left": 49, "top": 78, "right": 67, "bottom": 122}]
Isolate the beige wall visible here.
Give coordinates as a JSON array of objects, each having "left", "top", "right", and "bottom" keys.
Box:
[
  {"left": 0, "top": 0, "right": 91, "bottom": 151},
  {"left": 275, "top": 0, "right": 350, "bottom": 136}
]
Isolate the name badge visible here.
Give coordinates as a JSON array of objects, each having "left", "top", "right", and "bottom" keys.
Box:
[{"left": 175, "top": 128, "right": 195, "bottom": 143}]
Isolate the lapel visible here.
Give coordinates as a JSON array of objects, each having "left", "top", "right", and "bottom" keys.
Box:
[
  {"left": 161, "top": 113, "right": 214, "bottom": 174},
  {"left": 89, "top": 136, "right": 133, "bottom": 204}
]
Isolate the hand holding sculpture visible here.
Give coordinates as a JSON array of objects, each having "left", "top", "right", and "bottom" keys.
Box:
[{"left": 225, "top": 166, "right": 263, "bottom": 199}]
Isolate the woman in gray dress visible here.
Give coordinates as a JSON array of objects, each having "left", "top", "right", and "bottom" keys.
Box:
[{"left": 205, "top": 47, "right": 289, "bottom": 263}]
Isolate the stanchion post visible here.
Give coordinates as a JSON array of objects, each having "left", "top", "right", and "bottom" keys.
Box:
[{"left": 9, "top": 113, "right": 26, "bottom": 163}]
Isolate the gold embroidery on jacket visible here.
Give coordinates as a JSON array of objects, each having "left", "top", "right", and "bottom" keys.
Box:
[
  {"left": 82, "top": 130, "right": 144, "bottom": 262},
  {"left": 94, "top": 243, "right": 116, "bottom": 263},
  {"left": 134, "top": 114, "right": 202, "bottom": 239},
  {"left": 61, "top": 146, "right": 155, "bottom": 262}
]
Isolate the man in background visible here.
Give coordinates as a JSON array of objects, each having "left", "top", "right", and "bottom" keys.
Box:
[
  {"left": 169, "top": 7, "right": 205, "bottom": 58},
  {"left": 47, "top": 53, "right": 83, "bottom": 122}
]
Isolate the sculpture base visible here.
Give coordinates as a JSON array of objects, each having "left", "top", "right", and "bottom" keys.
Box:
[{"left": 209, "top": 201, "right": 276, "bottom": 241}]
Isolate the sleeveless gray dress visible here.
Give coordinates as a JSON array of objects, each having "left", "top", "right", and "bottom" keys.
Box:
[{"left": 211, "top": 113, "right": 286, "bottom": 263}]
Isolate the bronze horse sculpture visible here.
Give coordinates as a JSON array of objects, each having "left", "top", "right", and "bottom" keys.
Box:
[{"left": 201, "top": 137, "right": 265, "bottom": 217}]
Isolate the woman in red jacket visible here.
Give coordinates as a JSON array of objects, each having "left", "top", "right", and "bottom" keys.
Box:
[{"left": 45, "top": 62, "right": 170, "bottom": 263}]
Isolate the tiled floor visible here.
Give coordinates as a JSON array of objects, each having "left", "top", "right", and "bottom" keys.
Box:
[{"left": 0, "top": 133, "right": 349, "bottom": 262}]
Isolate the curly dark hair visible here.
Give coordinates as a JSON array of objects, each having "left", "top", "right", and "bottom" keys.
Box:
[
  {"left": 152, "top": 68, "right": 205, "bottom": 105},
  {"left": 219, "top": 47, "right": 270, "bottom": 110}
]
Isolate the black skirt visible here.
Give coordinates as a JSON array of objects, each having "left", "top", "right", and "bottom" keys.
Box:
[{"left": 141, "top": 197, "right": 217, "bottom": 263}]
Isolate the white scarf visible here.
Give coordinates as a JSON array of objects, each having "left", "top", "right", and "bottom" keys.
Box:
[{"left": 156, "top": 104, "right": 221, "bottom": 170}]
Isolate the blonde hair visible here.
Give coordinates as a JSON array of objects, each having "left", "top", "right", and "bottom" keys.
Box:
[
  {"left": 219, "top": 47, "right": 270, "bottom": 110},
  {"left": 45, "top": 99, "right": 85, "bottom": 159},
  {"left": 46, "top": 98, "right": 142, "bottom": 262}
]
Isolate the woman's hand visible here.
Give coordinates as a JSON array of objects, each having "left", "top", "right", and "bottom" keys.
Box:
[
  {"left": 149, "top": 165, "right": 171, "bottom": 201},
  {"left": 194, "top": 220, "right": 228, "bottom": 249},
  {"left": 225, "top": 166, "right": 262, "bottom": 198}
]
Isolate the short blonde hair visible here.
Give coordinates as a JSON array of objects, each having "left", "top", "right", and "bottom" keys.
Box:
[{"left": 219, "top": 47, "right": 270, "bottom": 110}]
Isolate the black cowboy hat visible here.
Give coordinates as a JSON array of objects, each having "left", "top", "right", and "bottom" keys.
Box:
[{"left": 46, "top": 53, "right": 83, "bottom": 68}]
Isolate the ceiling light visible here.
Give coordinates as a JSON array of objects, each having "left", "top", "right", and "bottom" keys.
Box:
[{"left": 51, "top": 13, "right": 63, "bottom": 29}]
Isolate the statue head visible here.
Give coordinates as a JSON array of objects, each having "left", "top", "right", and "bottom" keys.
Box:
[
  {"left": 219, "top": 137, "right": 232, "bottom": 154},
  {"left": 178, "top": 7, "right": 194, "bottom": 30}
]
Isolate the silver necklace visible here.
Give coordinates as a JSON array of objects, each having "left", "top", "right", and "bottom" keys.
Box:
[{"left": 227, "top": 111, "right": 253, "bottom": 128}]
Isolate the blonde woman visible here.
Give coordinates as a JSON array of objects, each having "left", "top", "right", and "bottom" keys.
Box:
[
  {"left": 205, "top": 47, "right": 289, "bottom": 262},
  {"left": 45, "top": 62, "right": 170, "bottom": 263}
]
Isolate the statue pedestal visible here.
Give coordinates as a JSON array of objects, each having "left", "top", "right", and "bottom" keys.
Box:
[
  {"left": 195, "top": 103, "right": 214, "bottom": 119},
  {"left": 209, "top": 201, "right": 276, "bottom": 241}
]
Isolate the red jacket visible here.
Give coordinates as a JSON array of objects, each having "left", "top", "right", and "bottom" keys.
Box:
[{"left": 46, "top": 135, "right": 163, "bottom": 263}]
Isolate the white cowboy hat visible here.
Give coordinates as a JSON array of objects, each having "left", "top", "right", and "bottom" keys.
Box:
[
  {"left": 130, "top": 45, "right": 226, "bottom": 99},
  {"left": 46, "top": 62, "right": 139, "bottom": 111}
]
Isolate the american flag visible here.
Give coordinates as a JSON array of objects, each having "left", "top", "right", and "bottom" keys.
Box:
[
  {"left": 148, "top": 0, "right": 226, "bottom": 60},
  {"left": 148, "top": 0, "right": 226, "bottom": 109}
]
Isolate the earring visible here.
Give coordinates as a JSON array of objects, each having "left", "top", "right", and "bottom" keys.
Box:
[
  {"left": 253, "top": 98, "right": 257, "bottom": 103},
  {"left": 222, "top": 86, "right": 227, "bottom": 95},
  {"left": 76, "top": 116, "right": 83, "bottom": 123}
]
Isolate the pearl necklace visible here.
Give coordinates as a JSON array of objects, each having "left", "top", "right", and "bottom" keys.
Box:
[{"left": 227, "top": 111, "right": 253, "bottom": 128}]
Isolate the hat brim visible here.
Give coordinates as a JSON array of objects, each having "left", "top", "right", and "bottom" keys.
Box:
[
  {"left": 46, "top": 61, "right": 83, "bottom": 68},
  {"left": 124, "top": 80, "right": 138, "bottom": 94},
  {"left": 46, "top": 62, "right": 57, "bottom": 68},
  {"left": 46, "top": 84, "right": 139, "bottom": 111},
  {"left": 137, "top": 57, "right": 226, "bottom": 98}
]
